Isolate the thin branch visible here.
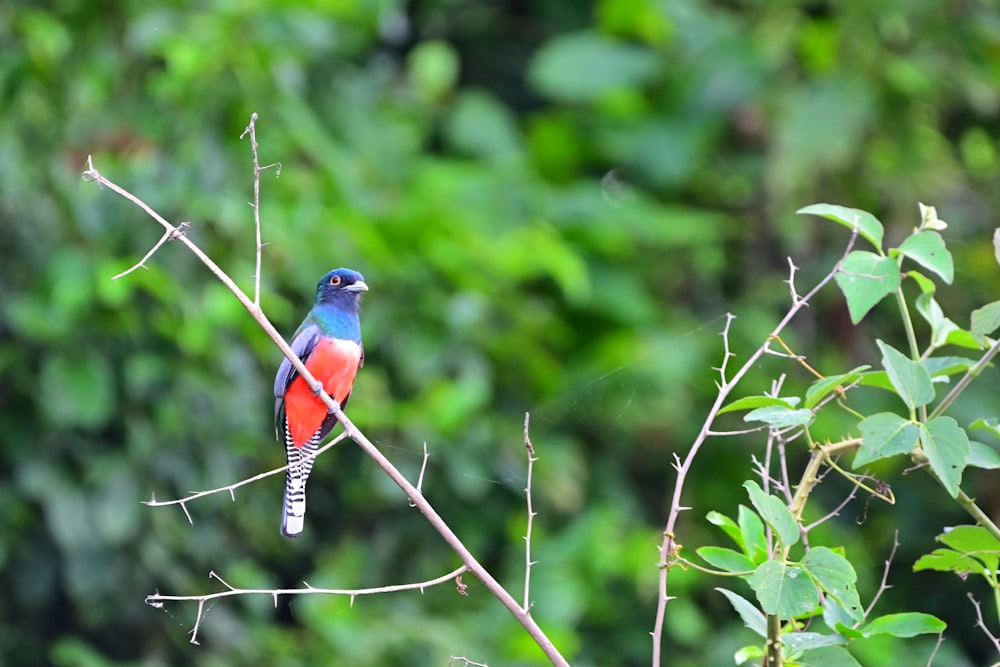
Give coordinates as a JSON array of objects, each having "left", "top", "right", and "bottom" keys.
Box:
[
  {"left": 924, "top": 632, "right": 945, "bottom": 667},
  {"left": 111, "top": 223, "right": 190, "bottom": 280},
  {"left": 522, "top": 412, "right": 538, "bottom": 614},
  {"left": 803, "top": 484, "right": 860, "bottom": 533},
  {"left": 864, "top": 530, "right": 900, "bottom": 617},
  {"left": 86, "top": 149, "right": 570, "bottom": 666},
  {"left": 240, "top": 112, "right": 281, "bottom": 308},
  {"left": 651, "top": 226, "right": 859, "bottom": 667},
  {"left": 705, "top": 425, "right": 769, "bottom": 437},
  {"left": 931, "top": 335, "right": 1000, "bottom": 420},
  {"left": 143, "top": 432, "right": 350, "bottom": 519},
  {"left": 786, "top": 257, "right": 801, "bottom": 304},
  {"left": 968, "top": 592, "right": 1000, "bottom": 653},
  {"left": 450, "top": 657, "right": 490, "bottom": 667},
  {"left": 408, "top": 442, "right": 430, "bottom": 508},
  {"left": 148, "top": 565, "right": 470, "bottom": 645}
]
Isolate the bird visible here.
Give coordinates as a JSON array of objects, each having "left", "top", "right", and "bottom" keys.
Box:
[{"left": 274, "top": 268, "right": 368, "bottom": 537}]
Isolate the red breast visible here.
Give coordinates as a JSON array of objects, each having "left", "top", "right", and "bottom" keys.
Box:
[{"left": 283, "top": 338, "right": 363, "bottom": 448}]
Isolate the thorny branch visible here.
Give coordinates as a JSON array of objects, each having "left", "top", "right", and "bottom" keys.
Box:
[
  {"left": 968, "top": 592, "right": 1000, "bottom": 653},
  {"left": 144, "top": 432, "right": 350, "bottom": 522},
  {"left": 240, "top": 112, "right": 281, "bottom": 308},
  {"left": 522, "top": 412, "right": 538, "bottom": 614},
  {"left": 147, "top": 565, "right": 470, "bottom": 645},
  {"left": 84, "top": 115, "right": 569, "bottom": 667}
]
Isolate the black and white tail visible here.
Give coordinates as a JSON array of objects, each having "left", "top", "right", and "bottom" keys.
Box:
[{"left": 281, "top": 423, "right": 320, "bottom": 538}]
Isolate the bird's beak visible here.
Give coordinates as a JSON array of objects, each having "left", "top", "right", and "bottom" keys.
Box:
[{"left": 346, "top": 281, "right": 369, "bottom": 293}]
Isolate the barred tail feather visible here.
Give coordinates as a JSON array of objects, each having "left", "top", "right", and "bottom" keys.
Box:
[{"left": 281, "top": 423, "right": 321, "bottom": 538}]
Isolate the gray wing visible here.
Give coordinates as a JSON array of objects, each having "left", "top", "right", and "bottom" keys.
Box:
[{"left": 274, "top": 321, "right": 321, "bottom": 436}]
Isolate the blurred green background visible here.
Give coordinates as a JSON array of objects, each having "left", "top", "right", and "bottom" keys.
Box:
[{"left": 3, "top": 0, "right": 1000, "bottom": 665}]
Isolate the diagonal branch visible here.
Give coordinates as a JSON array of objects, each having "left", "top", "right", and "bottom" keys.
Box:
[{"left": 85, "top": 121, "right": 568, "bottom": 666}]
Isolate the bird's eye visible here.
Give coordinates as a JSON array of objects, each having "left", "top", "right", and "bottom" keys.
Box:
[{"left": 329, "top": 275, "right": 342, "bottom": 286}]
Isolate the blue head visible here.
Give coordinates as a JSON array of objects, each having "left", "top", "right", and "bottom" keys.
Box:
[{"left": 314, "top": 268, "right": 368, "bottom": 312}]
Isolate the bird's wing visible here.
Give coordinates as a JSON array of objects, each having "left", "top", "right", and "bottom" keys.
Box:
[{"left": 274, "top": 321, "right": 321, "bottom": 435}]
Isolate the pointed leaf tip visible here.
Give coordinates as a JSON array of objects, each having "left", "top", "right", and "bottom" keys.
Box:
[{"left": 798, "top": 203, "right": 885, "bottom": 251}]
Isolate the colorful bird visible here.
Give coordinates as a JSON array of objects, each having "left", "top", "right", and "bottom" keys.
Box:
[{"left": 274, "top": 268, "right": 368, "bottom": 537}]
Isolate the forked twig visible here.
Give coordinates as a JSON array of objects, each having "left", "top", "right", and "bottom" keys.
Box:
[
  {"left": 148, "top": 565, "right": 469, "bottom": 645},
  {"left": 144, "top": 432, "right": 350, "bottom": 521}
]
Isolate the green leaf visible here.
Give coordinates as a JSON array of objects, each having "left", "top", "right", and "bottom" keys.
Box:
[
  {"left": 877, "top": 340, "right": 934, "bottom": 409},
  {"left": 719, "top": 395, "right": 798, "bottom": 415},
  {"left": 797, "top": 203, "right": 885, "bottom": 251},
  {"left": 915, "top": 295, "right": 978, "bottom": 349},
  {"left": 920, "top": 416, "right": 969, "bottom": 497},
  {"left": 861, "top": 612, "right": 946, "bottom": 638},
  {"left": 706, "top": 510, "right": 744, "bottom": 551},
  {"left": 971, "top": 300, "right": 1000, "bottom": 340},
  {"left": 857, "top": 370, "right": 894, "bottom": 392},
  {"left": 743, "top": 406, "right": 813, "bottom": 427},
  {"left": 823, "top": 598, "right": 864, "bottom": 638},
  {"left": 895, "top": 230, "right": 953, "bottom": 284},
  {"left": 801, "top": 547, "right": 864, "bottom": 623},
  {"left": 835, "top": 252, "right": 900, "bottom": 323},
  {"left": 744, "top": 481, "right": 800, "bottom": 547},
  {"left": 938, "top": 525, "right": 1000, "bottom": 573},
  {"left": 528, "top": 32, "right": 659, "bottom": 102},
  {"left": 782, "top": 632, "right": 848, "bottom": 656},
  {"left": 924, "top": 356, "right": 976, "bottom": 378},
  {"left": 913, "top": 548, "right": 985, "bottom": 575},
  {"left": 971, "top": 417, "right": 1000, "bottom": 440},
  {"left": 697, "top": 546, "right": 756, "bottom": 574},
  {"left": 715, "top": 588, "right": 767, "bottom": 637},
  {"left": 734, "top": 645, "right": 764, "bottom": 664},
  {"left": 968, "top": 441, "right": 1000, "bottom": 470},
  {"left": 738, "top": 504, "right": 768, "bottom": 563},
  {"left": 705, "top": 511, "right": 746, "bottom": 553},
  {"left": 804, "top": 366, "right": 870, "bottom": 409},
  {"left": 796, "top": 646, "right": 862, "bottom": 667},
  {"left": 905, "top": 270, "right": 936, "bottom": 294},
  {"left": 855, "top": 412, "right": 919, "bottom": 466},
  {"left": 750, "top": 560, "right": 819, "bottom": 618}
]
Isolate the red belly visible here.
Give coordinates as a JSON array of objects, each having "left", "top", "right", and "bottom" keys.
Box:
[{"left": 283, "top": 338, "right": 362, "bottom": 448}]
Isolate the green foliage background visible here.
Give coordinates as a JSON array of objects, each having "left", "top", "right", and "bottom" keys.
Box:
[{"left": 2, "top": 1, "right": 999, "bottom": 665}]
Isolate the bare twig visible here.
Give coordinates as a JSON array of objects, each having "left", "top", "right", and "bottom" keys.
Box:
[
  {"left": 408, "top": 442, "right": 430, "bottom": 507},
  {"left": 450, "top": 657, "right": 490, "bottom": 667},
  {"left": 969, "top": 592, "right": 1000, "bottom": 653},
  {"left": 111, "top": 222, "right": 190, "bottom": 280},
  {"left": 786, "top": 257, "right": 801, "bottom": 304},
  {"left": 148, "top": 565, "right": 469, "bottom": 645},
  {"left": 240, "top": 112, "right": 281, "bottom": 308},
  {"left": 651, "top": 227, "right": 859, "bottom": 667},
  {"left": 522, "top": 412, "right": 538, "bottom": 614},
  {"left": 86, "top": 127, "right": 569, "bottom": 666},
  {"left": 803, "top": 484, "right": 860, "bottom": 533},
  {"left": 864, "top": 530, "right": 900, "bottom": 617},
  {"left": 924, "top": 632, "right": 945, "bottom": 667},
  {"left": 143, "top": 432, "right": 350, "bottom": 520}
]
